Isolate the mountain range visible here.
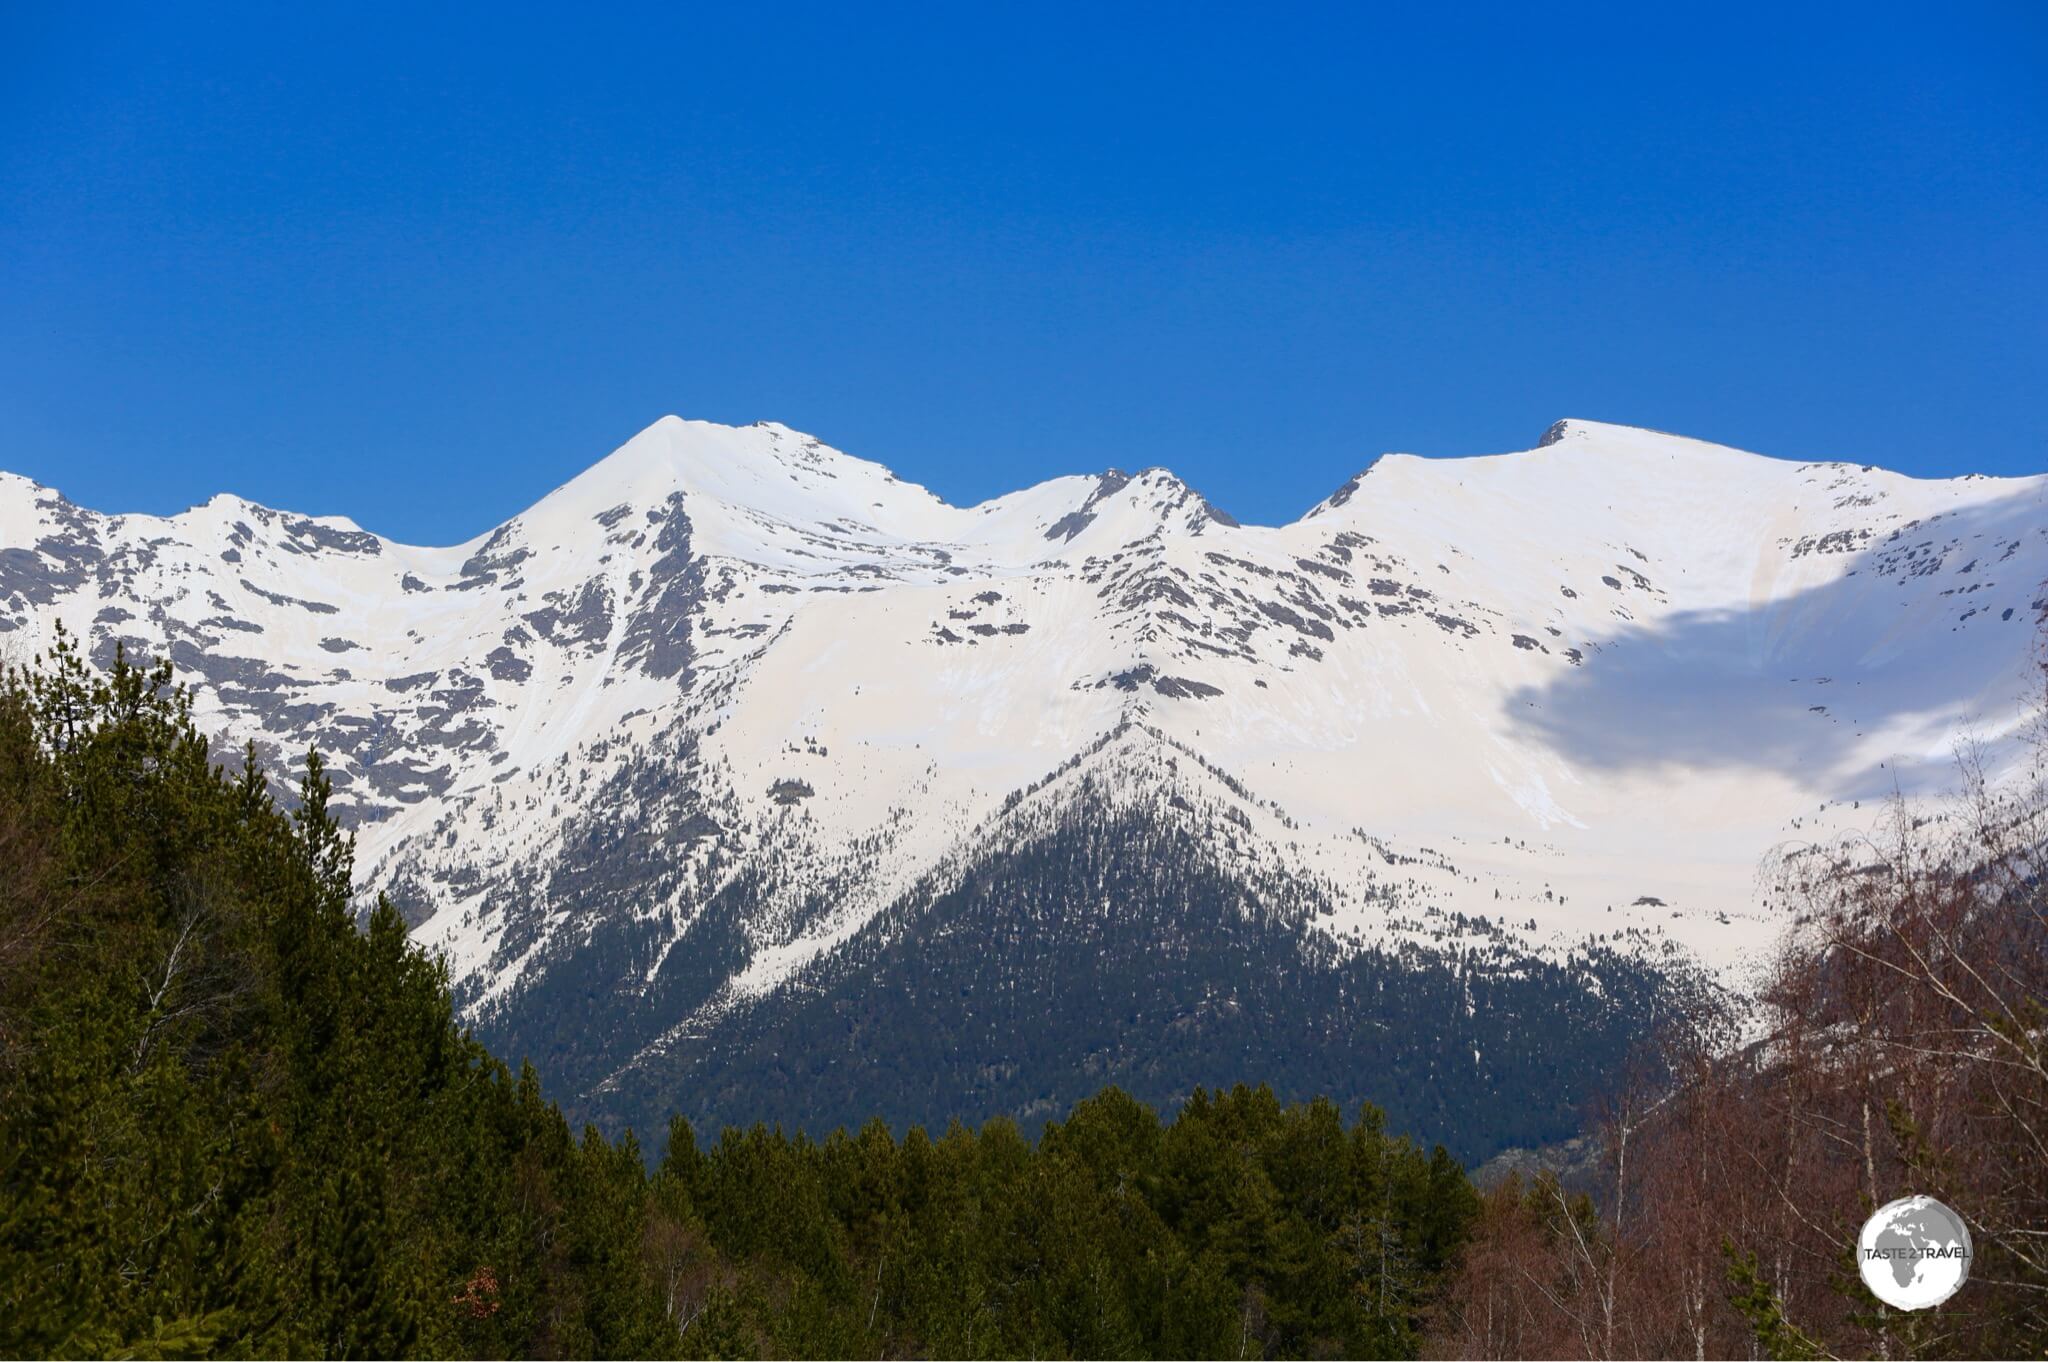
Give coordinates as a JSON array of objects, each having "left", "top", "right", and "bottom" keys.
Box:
[{"left": 4, "top": 415, "right": 2038, "bottom": 1161}]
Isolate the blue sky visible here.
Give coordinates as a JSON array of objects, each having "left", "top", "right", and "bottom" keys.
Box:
[{"left": 2, "top": 2, "right": 2043, "bottom": 542}]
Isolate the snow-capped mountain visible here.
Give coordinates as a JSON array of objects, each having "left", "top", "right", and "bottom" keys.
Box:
[{"left": 4, "top": 416, "right": 2039, "bottom": 1159}]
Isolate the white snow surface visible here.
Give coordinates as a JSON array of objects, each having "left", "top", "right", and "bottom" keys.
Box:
[{"left": 2, "top": 416, "right": 2040, "bottom": 1014}]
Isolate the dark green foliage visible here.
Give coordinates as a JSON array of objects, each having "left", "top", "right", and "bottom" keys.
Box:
[
  {"left": 633, "top": 1084, "right": 1477, "bottom": 1359},
  {"left": 0, "top": 633, "right": 672, "bottom": 1358},
  {"left": 1722, "top": 1248, "right": 1829, "bottom": 1362},
  {"left": 0, "top": 637, "right": 1480, "bottom": 1358}
]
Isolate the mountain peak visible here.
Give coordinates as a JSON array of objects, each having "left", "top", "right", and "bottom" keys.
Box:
[
  {"left": 1530, "top": 418, "right": 1762, "bottom": 461},
  {"left": 511, "top": 415, "right": 957, "bottom": 555},
  {"left": 1536, "top": 418, "right": 1691, "bottom": 448}
]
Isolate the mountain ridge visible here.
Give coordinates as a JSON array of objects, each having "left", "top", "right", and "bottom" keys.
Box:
[
  {"left": 14, "top": 414, "right": 2000, "bottom": 554},
  {"left": 2, "top": 413, "right": 2039, "bottom": 1157}
]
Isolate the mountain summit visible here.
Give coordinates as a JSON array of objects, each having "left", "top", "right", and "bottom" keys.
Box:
[{"left": 2, "top": 416, "right": 2039, "bottom": 1158}]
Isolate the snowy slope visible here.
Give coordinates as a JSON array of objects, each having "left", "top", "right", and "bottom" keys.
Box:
[{"left": 3, "top": 414, "right": 2041, "bottom": 1139}]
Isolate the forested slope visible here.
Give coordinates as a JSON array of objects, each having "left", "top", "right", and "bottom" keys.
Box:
[{"left": 0, "top": 639, "right": 1483, "bottom": 1359}]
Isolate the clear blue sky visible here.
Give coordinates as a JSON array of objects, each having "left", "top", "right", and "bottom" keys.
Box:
[{"left": 2, "top": 2, "right": 2043, "bottom": 542}]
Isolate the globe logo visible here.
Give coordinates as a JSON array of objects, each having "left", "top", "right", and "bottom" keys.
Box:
[{"left": 1858, "top": 1196, "right": 1972, "bottom": 1310}]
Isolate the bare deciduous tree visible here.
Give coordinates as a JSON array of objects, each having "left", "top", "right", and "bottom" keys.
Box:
[{"left": 1430, "top": 631, "right": 2048, "bottom": 1359}]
